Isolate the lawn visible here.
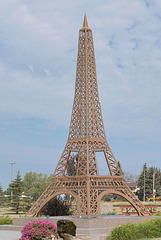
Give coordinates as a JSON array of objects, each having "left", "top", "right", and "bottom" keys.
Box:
[
  {"left": 107, "top": 239, "right": 161, "bottom": 240},
  {"left": 0, "top": 207, "right": 25, "bottom": 219},
  {"left": 101, "top": 200, "right": 161, "bottom": 215}
]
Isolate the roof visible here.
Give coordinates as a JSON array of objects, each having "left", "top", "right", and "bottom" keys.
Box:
[{"left": 126, "top": 182, "right": 137, "bottom": 188}]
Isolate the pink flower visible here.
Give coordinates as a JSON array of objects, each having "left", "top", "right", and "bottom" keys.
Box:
[{"left": 21, "top": 220, "right": 57, "bottom": 240}]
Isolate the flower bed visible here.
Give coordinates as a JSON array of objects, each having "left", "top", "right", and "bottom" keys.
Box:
[{"left": 21, "top": 220, "right": 57, "bottom": 240}]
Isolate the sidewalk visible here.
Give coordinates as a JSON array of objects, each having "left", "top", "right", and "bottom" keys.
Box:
[{"left": 0, "top": 230, "right": 21, "bottom": 240}]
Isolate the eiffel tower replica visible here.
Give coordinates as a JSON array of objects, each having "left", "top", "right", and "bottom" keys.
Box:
[{"left": 28, "top": 15, "right": 149, "bottom": 218}]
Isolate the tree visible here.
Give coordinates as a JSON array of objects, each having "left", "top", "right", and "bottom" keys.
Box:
[
  {"left": 117, "top": 161, "right": 124, "bottom": 176},
  {"left": 124, "top": 171, "right": 138, "bottom": 183},
  {"left": 137, "top": 164, "right": 161, "bottom": 201},
  {"left": 23, "top": 172, "right": 51, "bottom": 202},
  {"left": 148, "top": 167, "right": 161, "bottom": 197},
  {"left": 102, "top": 194, "right": 111, "bottom": 202},
  {"left": 137, "top": 163, "right": 149, "bottom": 201},
  {"left": 155, "top": 169, "right": 161, "bottom": 197},
  {"left": 0, "top": 183, "right": 5, "bottom": 206},
  {"left": 8, "top": 171, "right": 24, "bottom": 214},
  {"left": 40, "top": 196, "right": 73, "bottom": 216},
  {"left": 66, "top": 153, "right": 78, "bottom": 176}
]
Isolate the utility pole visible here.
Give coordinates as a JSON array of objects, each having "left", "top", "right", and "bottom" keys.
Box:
[
  {"left": 143, "top": 168, "right": 145, "bottom": 202},
  {"left": 9, "top": 162, "right": 16, "bottom": 201}
]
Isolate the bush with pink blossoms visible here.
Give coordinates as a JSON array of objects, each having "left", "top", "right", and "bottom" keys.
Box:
[{"left": 21, "top": 220, "right": 57, "bottom": 240}]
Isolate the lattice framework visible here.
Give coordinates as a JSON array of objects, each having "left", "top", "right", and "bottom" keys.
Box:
[{"left": 27, "top": 15, "right": 149, "bottom": 218}]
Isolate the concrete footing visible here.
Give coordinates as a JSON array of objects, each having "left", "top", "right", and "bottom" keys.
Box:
[{"left": 0, "top": 215, "right": 159, "bottom": 240}]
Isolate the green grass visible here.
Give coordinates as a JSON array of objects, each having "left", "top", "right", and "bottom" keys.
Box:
[
  {"left": 0, "top": 206, "right": 25, "bottom": 218},
  {"left": 108, "top": 238, "right": 161, "bottom": 240},
  {"left": 108, "top": 218, "right": 161, "bottom": 240},
  {"left": 0, "top": 216, "right": 13, "bottom": 225},
  {"left": 102, "top": 212, "right": 117, "bottom": 215},
  {"left": 139, "top": 239, "right": 161, "bottom": 240},
  {"left": 155, "top": 211, "right": 161, "bottom": 216}
]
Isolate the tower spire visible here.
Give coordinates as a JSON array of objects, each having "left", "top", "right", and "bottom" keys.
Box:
[{"left": 83, "top": 14, "right": 89, "bottom": 28}]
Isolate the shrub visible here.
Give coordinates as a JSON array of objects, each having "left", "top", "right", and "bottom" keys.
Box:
[
  {"left": 102, "top": 195, "right": 111, "bottom": 202},
  {"left": 21, "top": 220, "right": 57, "bottom": 240},
  {"left": 40, "top": 197, "right": 73, "bottom": 216},
  {"left": 108, "top": 218, "right": 161, "bottom": 240},
  {"left": 108, "top": 223, "right": 137, "bottom": 240},
  {"left": 102, "top": 212, "right": 117, "bottom": 215},
  {"left": 0, "top": 216, "right": 12, "bottom": 225},
  {"left": 155, "top": 211, "right": 161, "bottom": 216}
]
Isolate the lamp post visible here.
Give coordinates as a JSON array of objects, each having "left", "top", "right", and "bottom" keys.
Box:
[
  {"left": 9, "top": 162, "right": 15, "bottom": 201},
  {"left": 143, "top": 168, "right": 145, "bottom": 202}
]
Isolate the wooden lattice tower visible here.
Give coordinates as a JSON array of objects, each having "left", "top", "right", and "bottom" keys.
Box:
[{"left": 28, "top": 15, "right": 149, "bottom": 218}]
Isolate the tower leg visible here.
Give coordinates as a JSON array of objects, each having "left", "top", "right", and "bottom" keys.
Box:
[{"left": 87, "top": 177, "right": 91, "bottom": 219}]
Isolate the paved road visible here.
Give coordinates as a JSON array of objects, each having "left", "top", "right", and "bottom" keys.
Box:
[{"left": 0, "top": 230, "right": 21, "bottom": 240}]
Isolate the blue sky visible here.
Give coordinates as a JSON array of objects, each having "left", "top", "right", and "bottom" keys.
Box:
[{"left": 0, "top": 0, "right": 161, "bottom": 190}]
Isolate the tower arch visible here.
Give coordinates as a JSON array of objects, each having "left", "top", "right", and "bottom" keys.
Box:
[
  {"left": 98, "top": 190, "right": 143, "bottom": 216},
  {"left": 32, "top": 190, "right": 79, "bottom": 217}
]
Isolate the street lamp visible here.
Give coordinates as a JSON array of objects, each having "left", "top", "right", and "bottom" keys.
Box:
[
  {"left": 143, "top": 168, "right": 145, "bottom": 202},
  {"left": 9, "top": 162, "right": 16, "bottom": 201}
]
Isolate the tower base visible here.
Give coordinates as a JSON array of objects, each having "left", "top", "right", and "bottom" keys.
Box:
[{"left": 7, "top": 215, "right": 158, "bottom": 239}]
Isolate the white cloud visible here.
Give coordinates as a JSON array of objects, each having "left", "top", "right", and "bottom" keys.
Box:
[
  {"left": 44, "top": 69, "right": 50, "bottom": 76},
  {"left": 28, "top": 65, "right": 34, "bottom": 72},
  {"left": 0, "top": 0, "right": 160, "bottom": 135}
]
